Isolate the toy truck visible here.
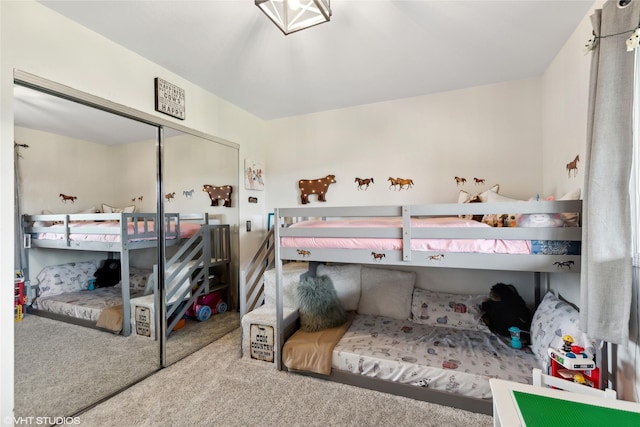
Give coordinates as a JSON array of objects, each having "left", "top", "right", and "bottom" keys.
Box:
[{"left": 185, "top": 289, "right": 227, "bottom": 322}]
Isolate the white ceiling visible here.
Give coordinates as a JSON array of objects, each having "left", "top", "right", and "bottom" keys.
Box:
[
  {"left": 14, "top": 85, "right": 162, "bottom": 145},
  {"left": 37, "top": 0, "right": 595, "bottom": 121}
]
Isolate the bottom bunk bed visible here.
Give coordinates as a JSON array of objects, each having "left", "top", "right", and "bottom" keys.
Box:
[
  {"left": 242, "top": 263, "right": 595, "bottom": 415},
  {"left": 28, "top": 260, "right": 151, "bottom": 333},
  {"left": 24, "top": 221, "right": 232, "bottom": 337}
]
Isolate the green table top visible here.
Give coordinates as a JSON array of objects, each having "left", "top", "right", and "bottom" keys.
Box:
[{"left": 513, "top": 390, "right": 640, "bottom": 427}]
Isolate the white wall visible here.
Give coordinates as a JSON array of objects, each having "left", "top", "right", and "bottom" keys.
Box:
[
  {"left": 265, "top": 78, "right": 545, "bottom": 209},
  {"left": 1, "top": 1, "right": 267, "bottom": 422}
]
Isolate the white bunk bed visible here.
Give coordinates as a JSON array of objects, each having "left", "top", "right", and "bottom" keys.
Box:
[
  {"left": 245, "top": 199, "right": 588, "bottom": 414},
  {"left": 22, "top": 212, "right": 231, "bottom": 336}
]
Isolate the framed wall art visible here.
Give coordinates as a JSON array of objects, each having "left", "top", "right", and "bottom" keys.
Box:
[{"left": 245, "top": 159, "right": 265, "bottom": 191}]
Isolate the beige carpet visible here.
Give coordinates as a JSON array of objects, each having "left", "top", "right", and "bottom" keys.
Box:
[
  {"left": 77, "top": 328, "right": 493, "bottom": 427},
  {"left": 14, "top": 312, "right": 240, "bottom": 420}
]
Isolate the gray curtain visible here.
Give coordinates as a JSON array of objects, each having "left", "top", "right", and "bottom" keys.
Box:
[{"left": 581, "top": 0, "right": 640, "bottom": 345}]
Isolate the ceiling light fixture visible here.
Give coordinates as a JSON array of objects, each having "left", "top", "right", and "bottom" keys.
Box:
[{"left": 256, "top": 0, "right": 331, "bottom": 35}]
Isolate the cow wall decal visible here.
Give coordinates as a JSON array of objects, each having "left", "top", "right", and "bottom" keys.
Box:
[
  {"left": 298, "top": 175, "right": 336, "bottom": 204},
  {"left": 203, "top": 184, "right": 233, "bottom": 207}
]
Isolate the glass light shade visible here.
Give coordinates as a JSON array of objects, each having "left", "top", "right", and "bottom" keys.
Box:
[{"left": 256, "top": 0, "right": 331, "bottom": 35}]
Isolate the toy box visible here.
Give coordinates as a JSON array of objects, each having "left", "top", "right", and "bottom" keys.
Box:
[{"left": 130, "top": 294, "right": 156, "bottom": 339}]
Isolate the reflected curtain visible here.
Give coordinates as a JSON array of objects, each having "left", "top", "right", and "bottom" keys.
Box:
[
  {"left": 627, "top": 26, "right": 639, "bottom": 400},
  {"left": 14, "top": 143, "right": 27, "bottom": 273},
  {"left": 581, "top": 0, "right": 640, "bottom": 345}
]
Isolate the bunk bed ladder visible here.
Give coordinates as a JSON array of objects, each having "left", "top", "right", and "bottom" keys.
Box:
[
  {"left": 239, "top": 227, "right": 275, "bottom": 316},
  {"left": 164, "top": 225, "right": 212, "bottom": 335}
]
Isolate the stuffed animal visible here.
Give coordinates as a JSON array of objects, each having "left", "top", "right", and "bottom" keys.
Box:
[
  {"left": 482, "top": 213, "right": 519, "bottom": 227},
  {"left": 518, "top": 213, "right": 564, "bottom": 228},
  {"left": 481, "top": 283, "right": 532, "bottom": 344},
  {"left": 94, "top": 259, "right": 121, "bottom": 288}
]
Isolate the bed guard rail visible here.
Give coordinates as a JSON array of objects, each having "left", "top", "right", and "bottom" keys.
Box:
[
  {"left": 22, "top": 212, "right": 182, "bottom": 248},
  {"left": 239, "top": 227, "right": 276, "bottom": 316},
  {"left": 161, "top": 224, "right": 231, "bottom": 335},
  {"left": 272, "top": 200, "right": 582, "bottom": 273}
]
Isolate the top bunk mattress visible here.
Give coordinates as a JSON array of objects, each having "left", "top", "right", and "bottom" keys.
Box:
[
  {"left": 275, "top": 200, "right": 581, "bottom": 271},
  {"left": 332, "top": 314, "right": 539, "bottom": 399},
  {"left": 281, "top": 217, "right": 533, "bottom": 254}
]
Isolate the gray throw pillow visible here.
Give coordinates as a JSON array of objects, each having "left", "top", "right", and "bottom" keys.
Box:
[{"left": 297, "top": 275, "right": 347, "bottom": 332}]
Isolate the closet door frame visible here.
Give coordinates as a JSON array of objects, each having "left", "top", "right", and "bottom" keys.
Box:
[{"left": 13, "top": 69, "right": 239, "bottom": 367}]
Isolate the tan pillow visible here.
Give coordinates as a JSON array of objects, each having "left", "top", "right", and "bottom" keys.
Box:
[
  {"left": 457, "top": 184, "right": 500, "bottom": 204},
  {"left": 458, "top": 184, "right": 500, "bottom": 221}
]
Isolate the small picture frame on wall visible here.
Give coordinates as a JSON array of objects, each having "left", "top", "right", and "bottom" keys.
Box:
[
  {"left": 154, "top": 77, "right": 185, "bottom": 120},
  {"left": 245, "top": 159, "right": 265, "bottom": 191}
]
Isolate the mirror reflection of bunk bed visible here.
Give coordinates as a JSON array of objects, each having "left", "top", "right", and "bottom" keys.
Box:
[{"left": 22, "top": 212, "right": 231, "bottom": 337}]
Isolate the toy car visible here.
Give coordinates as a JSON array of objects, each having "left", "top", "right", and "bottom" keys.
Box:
[{"left": 185, "top": 290, "right": 227, "bottom": 322}]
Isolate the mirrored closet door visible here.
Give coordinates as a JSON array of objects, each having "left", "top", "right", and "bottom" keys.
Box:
[
  {"left": 13, "top": 84, "right": 162, "bottom": 419},
  {"left": 161, "top": 128, "right": 240, "bottom": 366},
  {"left": 13, "top": 78, "right": 241, "bottom": 419}
]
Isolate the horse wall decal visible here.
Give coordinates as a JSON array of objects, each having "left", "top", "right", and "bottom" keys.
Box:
[
  {"left": 396, "top": 178, "right": 414, "bottom": 190},
  {"left": 355, "top": 177, "right": 374, "bottom": 190},
  {"left": 388, "top": 177, "right": 413, "bottom": 190},
  {"left": 59, "top": 193, "right": 77, "bottom": 203},
  {"left": 566, "top": 155, "right": 580, "bottom": 177},
  {"left": 473, "top": 177, "right": 485, "bottom": 185},
  {"left": 371, "top": 252, "right": 386, "bottom": 261},
  {"left": 454, "top": 176, "right": 467, "bottom": 186}
]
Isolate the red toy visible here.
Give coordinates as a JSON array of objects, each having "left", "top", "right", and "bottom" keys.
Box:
[
  {"left": 548, "top": 334, "right": 600, "bottom": 389},
  {"left": 185, "top": 290, "right": 227, "bottom": 322}
]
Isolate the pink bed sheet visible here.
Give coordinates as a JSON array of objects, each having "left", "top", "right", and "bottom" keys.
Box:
[
  {"left": 35, "top": 220, "right": 201, "bottom": 243},
  {"left": 280, "top": 217, "right": 532, "bottom": 254}
]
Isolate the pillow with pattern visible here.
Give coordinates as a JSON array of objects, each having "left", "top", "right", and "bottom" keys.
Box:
[
  {"left": 530, "top": 292, "right": 593, "bottom": 368},
  {"left": 411, "top": 288, "right": 489, "bottom": 331},
  {"left": 37, "top": 260, "right": 100, "bottom": 299}
]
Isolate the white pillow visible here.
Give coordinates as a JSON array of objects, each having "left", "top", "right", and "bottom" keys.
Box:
[
  {"left": 316, "top": 264, "right": 362, "bottom": 311},
  {"left": 411, "top": 288, "right": 489, "bottom": 331},
  {"left": 483, "top": 191, "right": 524, "bottom": 204},
  {"left": 263, "top": 262, "right": 309, "bottom": 309},
  {"left": 102, "top": 203, "right": 136, "bottom": 214},
  {"left": 530, "top": 292, "right": 593, "bottom": 368},
  {"left": 358, "top": 267, "right": 416, "bottom": 320}
]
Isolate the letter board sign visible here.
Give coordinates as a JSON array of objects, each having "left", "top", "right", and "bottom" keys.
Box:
[
  {"left": 250, "top": 324, "right": 274, "bottom": 362},
  {"left": 154, "top": 77, "right": 185, "bottom": 120}
]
